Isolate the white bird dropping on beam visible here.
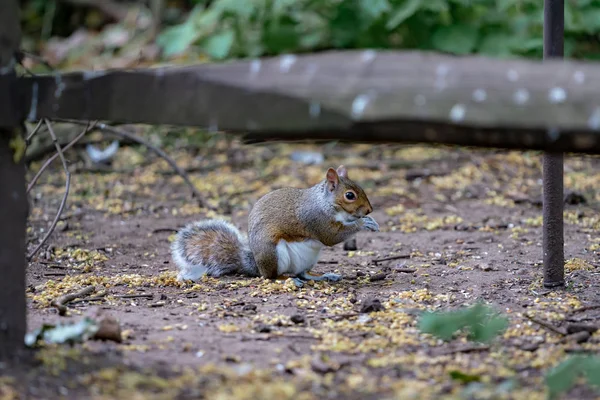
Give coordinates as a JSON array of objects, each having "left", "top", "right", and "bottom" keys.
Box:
[
  {"left": 414, "top": 94, "right": 426, "bottom": 107},
  {"left": 573, "top": 71, "right": 585, "bottom": 84},
  {"left": 309, "top": 102, "right": 321, "bottom": 118},
  {"left": 472, "top": 89, "right": 487, "bottom": 103},
  {"left": 249, "top": 59, "right": 261, "bottom": 78},
  {"left": 351, "top": 94, "right": 371, "bottom": 119},
  {"left": 548, "top": 87, "right": 566, "bottom": 104},
  {"left": 513, "top": 89, "right": 530, "bottom": 105},
  {"left": 361, "top": 50, "right": 376, "bottom": 63},
  {"left": 449, "top": 104, "right": 466, "bottom": 122},
  {"left": 588, "top": 107, "right": 600, "bottom": 130},
  {"left": 27, "top": 82, "right": 39, "bottom": 121},
  {"left": 279, "top": 55, "right": 296, "bottom": 73},
  {"left": 507, "top": 69, "right": 519, "bottom": 82}
]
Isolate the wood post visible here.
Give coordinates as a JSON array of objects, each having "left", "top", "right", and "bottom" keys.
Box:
[{"left": 0, "top": 0, "right": 28, "bottom": 360}]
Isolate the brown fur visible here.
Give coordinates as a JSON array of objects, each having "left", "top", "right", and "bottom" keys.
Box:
[
  {"left": 173, "top": 165, "right": 377, "bottom": 282},
  {"left": 248, "top": 165, "right": 376, "bottom": 278}
]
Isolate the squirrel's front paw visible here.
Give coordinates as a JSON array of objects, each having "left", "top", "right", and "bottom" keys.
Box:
[
  {"left": 360, "top": 216, "right": 380, "bottom": 232},
  {"left": 291, "top": 277, "right": 305, "bottom": 288}
]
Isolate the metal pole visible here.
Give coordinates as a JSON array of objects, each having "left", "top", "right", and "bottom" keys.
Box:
[{"left": 542, "top": 0, "right": 565, "bottom": 288}]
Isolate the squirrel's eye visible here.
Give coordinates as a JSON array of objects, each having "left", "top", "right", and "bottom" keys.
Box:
[{"left": 345, "top": 191, "right": 356, "bottom": 200}]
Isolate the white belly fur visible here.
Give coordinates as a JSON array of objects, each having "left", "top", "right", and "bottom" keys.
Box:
[{"left": 276, "top": 239, "right": 324, "bottom": 276}]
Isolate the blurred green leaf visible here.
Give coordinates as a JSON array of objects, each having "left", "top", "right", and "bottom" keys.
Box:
[
  {"left": 478, "top": 32, "right": 516, "bottom": 57},
  {"left": 149, "top": 0, "right": 600, "bottom": 61},
  {"left": 361, "top": 0, "right": 391, "bottom": 21},
  {"left": 431, "top": 24, "right": 479, "bottom": 54},
  {"left": 582, "top": 357, "right": 600, "bottom": 388},
  {"left": 581, "top": 9, "right": 600, "bottom": 33},
  {"left": 418, "top": 302, "right": 508, "bottom": 343},
  {"left": 386, "top": 0, "right": 421, "bottom": 30},
  {"left": 329, "top": 0, "right": 363, "bottom": 47},
  {"left": 201, "top": 28, "right": 236, "bottom": 59},
  {"left": 449, "top": 370, "right": 481, "bottom": 383},
  {"left": 157, "top": 21, "right": 200, "bottom": 58},
  {"left": 156, "top": 5, "right": 207, "bottom": 57},
  {"left": 546, "top": 356, "right": 586, "bottom": 399},
  {"left": 263, "top": 16, "right": 301, "bottom": 53}
]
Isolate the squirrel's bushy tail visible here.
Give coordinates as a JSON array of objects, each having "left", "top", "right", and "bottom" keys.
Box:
[{"left": 170, "top": 219, "right": 259, "bottom": 281}]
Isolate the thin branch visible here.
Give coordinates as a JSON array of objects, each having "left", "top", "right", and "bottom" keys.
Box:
[
  {"left": 570, "top": 304, "right": 600, "bottom": 314},
  {"left": 50, "top": 286, "right": 96, "bottom": 316},
  {"left": 27, "top": 119, "right": 72, "bottom": 261},
  {"left": 25, "top": 120, "right": 45, "bottom": 145},
  {"left": 433, "top": 345, "right": 490, "bottom": 356},
  {"left": 44, "top": 272, "right": 66, "bottom": 277},
  {"left": 114, "top": 294, "right": 154, "bottom": 299},
  {"left": 16, "top": 50, "right": 56, "bottom": 72},
  {"left": 26, "top": 130, "right": 119, "bottom": 163},
  {"left": 525, "top": 314, "right": 566, "bottom": 336},
  {"left": 372, "top": 254, "right": 411, "bottom": 265},
  {"left": 152, "top": 227, "right": 179, "bottom": 234},
  {"left": 69, "top": 290, "right": 108, "bottom": 305},
  {"left": 395, "top": 267, "right": 417, "bottom": 273},
  {"left": 315, "top": 312, "right": 360, "bottom": 321},
  {"left": 27, "top": 121, "right": 95, "bottom": 194},
  {"left": 57, "top": 119, "right": 208, "bottom": 208}
]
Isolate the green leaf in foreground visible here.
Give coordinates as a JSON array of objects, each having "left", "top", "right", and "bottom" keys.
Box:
[
  {"left": 449, "top": 370, "right": 481, "bottom": 383},
  {"left": 418, "top": 302, "right": 508, "bottom": 343},
  {"left": 546, "top": 356, "right": 582, "bottom": 399},
  {"left": 25, "top": 318, "right": 99, "bottom": 347},
  {"left": 545, "top": 355, "right": 600, "bottom": 399}
]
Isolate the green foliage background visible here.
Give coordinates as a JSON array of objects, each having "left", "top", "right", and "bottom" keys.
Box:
[{"left": 156, "top": 0, "right": 600, "bottom": 61}]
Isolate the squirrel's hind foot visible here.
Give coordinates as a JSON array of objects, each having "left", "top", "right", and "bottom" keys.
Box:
[
  {"left": 320, "top": 272, "right": 342, "bottom": 282},
  {"left": 292, "top": 277, "right": 306, "bottom": 288},
  {"left": 298, "top": 271, "right": 342, "bottom": 283}
]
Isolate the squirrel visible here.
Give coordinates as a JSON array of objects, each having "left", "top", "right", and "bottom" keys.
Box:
[{"left": 170, "top": 165, "right": 379, "bottom": 287}]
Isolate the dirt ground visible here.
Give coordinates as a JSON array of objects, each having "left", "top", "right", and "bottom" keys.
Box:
[{"left": 5, "top": 133, "right": 600, "bottom": 399}]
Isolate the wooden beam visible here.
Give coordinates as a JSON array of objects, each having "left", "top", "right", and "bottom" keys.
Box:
[
  {"left": 0, "top": 0, "right": 28, "bottom": 360},
  {"left": 10, "top": 50, "right": 600, "bottom": 153}
]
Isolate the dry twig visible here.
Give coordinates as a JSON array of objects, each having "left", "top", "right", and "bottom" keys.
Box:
[
  {"left": 27, "top": 120, "right": 73, "bottom": 260},
  {"left": 433, "top": 345, "right": 490, "bottom": 356},
  {"left": 17, "top": 50, "right": 55, "bottom": 72},
  {"left": 69, "top": 291, "right": 108, "bottom": 305},
  {"left": 152, "top": 227, "right": 179, "bottom": 234},
  {"left": 51, "top": 286, "right": 96, "bottom": 316},
  {"left": 395, "top": 267, "right": 417, "bottom": 273},
  {"left": 570, "top": 304, "right": 600, "bottom": 314},
  {"left": 56, "top": 119, "right": 209, "bottom": 208},
  {"left": 25, "top": 120, "right": 45, "bottom": 144},
  {"left": 115, "top": 294, "right": 154, "bottom": 299},
  {"left": 372, "top": 254, "right": 411, "bottom": 265},
  {"left": 27, "top": 121, "right": 96, "bottom": 194},
  {"left": 525, "top": 314, "right": 566, "bottom": 336}
]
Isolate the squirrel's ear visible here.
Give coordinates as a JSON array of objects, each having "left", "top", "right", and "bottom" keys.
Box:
[
  {"left": 336, "top": 165, "right": 348, "bottom": 178},
  {"left": 326, "top": 167, "right": 339, "bottom": 191}
]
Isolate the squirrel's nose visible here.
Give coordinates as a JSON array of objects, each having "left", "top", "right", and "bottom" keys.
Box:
[{"left": 365, "top": 205, "right": 373, "bottom": 215}]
